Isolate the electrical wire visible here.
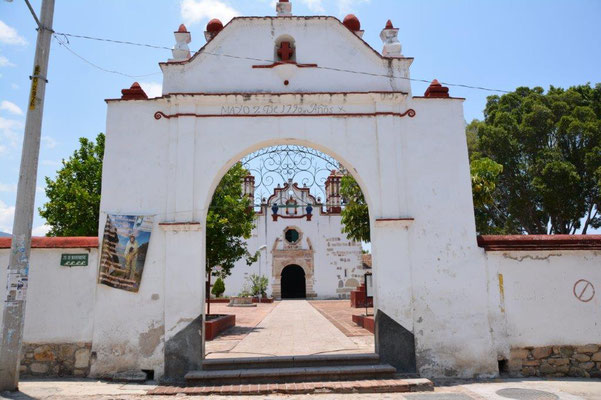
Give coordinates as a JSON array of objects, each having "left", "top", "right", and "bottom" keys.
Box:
[
  {"left": 53, "top": 34, "right": 162, "bottom": 78},
  {"left": 53, "top": 31, "right": 510, "bottom": 93}
]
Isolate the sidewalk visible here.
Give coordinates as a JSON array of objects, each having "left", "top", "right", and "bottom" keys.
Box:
[{"left": 2, "top": 377, "right": 600, "bottom": 399}]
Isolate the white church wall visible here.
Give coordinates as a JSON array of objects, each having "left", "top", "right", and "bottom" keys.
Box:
[
  {"left": 486, "top": 250, "right": 601, "bottom": 347},
  {"left": 161, "top": 18, "right": 413, "bottom": 95},
  {"left": 0, "top": 247, "right": 98, "bottom": 343},
  {"left": 223, "top": 211, "right": 364, "bottom": 299}
]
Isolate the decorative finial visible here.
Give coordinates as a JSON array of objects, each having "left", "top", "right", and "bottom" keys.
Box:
[
  {"left": 170, "top": 24, "right": 191, "bottom": 61},
  {"left": 276, "top": 0, "right": 292, "bottom": 16},
  {"left": 380, "top": 19, "right": 402, "bottom": 57},
  {"left": 205, "top": 18, "right": 224, "bottom": 41},
  {"left": 424, "top": 79, "right": 450, "bottom": 98},
  {"left": 121, "top": 82, "right": 149, "bottom": 100},
  {"left": 343, "top": 14, "right": 364, "bottom": 38}
]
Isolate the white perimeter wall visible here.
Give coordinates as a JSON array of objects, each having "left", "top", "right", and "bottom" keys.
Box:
[
  {"left": 486, "top": 249, "right": 601, "bottom": 355},
  {"left": 0, "top": 247, "right": 98, "bottom": 343}
]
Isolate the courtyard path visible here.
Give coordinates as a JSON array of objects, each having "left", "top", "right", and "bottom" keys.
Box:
[{"left": 207, "top": 300, "right": 372, "bottom": 358}]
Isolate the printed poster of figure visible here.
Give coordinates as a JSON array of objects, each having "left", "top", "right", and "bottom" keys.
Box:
[{"left": 98, "top": 214, "right": 153, "bottom": 292}]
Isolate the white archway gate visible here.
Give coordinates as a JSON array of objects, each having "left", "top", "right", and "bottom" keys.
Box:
[{"left": 92, "top": 15, "right": 497, "bottom": 381}]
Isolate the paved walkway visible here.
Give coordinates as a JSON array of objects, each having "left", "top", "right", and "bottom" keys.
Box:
[{"left": 208, "top": 300, "right": 373, "bottom": 358}]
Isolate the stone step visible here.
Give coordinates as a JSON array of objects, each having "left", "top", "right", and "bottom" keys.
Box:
[
  {"left": 148, "top": 378, "right": 435, "bottom": 395},
  {"left": 200, "top": 353, "right": 381, "bottom": 371},
  {"left": 185, "top": 364, "right": 397, "bottom": 385}
]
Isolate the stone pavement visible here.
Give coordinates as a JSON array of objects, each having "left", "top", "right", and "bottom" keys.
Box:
[
  {"left": 3, "top": 377, "right": 601, "bottom": 399},
  {"left": 309, "top": 300, "right": 373, "bottom": 337},
  {"left": 206, "top": 301, "right": 278, "bottom": 357},
  {"left": 208, "top": 300, "right": 373, "bottom": 358}
]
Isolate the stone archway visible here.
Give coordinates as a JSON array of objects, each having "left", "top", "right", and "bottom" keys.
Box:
[{"left": 281, "top": 264, "right": 306, "bottom": 299}]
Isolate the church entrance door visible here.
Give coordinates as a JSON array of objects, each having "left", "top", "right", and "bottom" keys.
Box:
[{"left": 281, "top": 264, "right": 306, "bottom": 299}]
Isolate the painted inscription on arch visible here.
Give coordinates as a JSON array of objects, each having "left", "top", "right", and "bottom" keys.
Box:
[{"left": 220, "top": 104, "right": 344, "bottom": 115}]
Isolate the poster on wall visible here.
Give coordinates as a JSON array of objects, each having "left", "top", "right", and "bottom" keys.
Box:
[{"left": 98, "top": 214, "right": 153, "bottom": 292}]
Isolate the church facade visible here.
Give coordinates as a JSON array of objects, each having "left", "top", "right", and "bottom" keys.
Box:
[{"left": 224, "top": 171, "right": 368, "bottom": 299}]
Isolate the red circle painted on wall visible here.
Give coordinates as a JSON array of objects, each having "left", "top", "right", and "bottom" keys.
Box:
[{"left": 573, "top": 279, "right": 595, "bottom": 303}]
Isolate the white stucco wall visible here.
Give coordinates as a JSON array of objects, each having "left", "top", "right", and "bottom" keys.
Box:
[
  {"left": 0, "top": 247, "right": 98, "bottom": 343},
  {"left": 486, "top": 250, "right": 601, "bottom": 352}
]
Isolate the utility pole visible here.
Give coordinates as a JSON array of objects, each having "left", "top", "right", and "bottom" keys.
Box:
[{"left": 0, "top": 0, "right": 55, "bottom": 391}]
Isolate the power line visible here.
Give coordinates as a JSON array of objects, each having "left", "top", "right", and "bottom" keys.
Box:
[
  {"left": 53, "top": 34, "right": 161, "bottom": 78},
  {"left": 53, "top": 30, "right": 510, "bottom": 94}
]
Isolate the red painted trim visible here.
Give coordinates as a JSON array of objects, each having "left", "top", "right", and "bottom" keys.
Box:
[
  {"left": 412, "top": 96, "right": 466, "bottom": 100},
  {"left": 252, "top": 62, "right": 318, "bottom": 69},
  {"left": 105, "top": 90, "right": 409, "bottom": 102},
  {"left": 153, "top": 109, "right": 416, "bottom": 120},
  {"left": 477, "top": 235, "right": 601, "bottom": 251},
  {"left": 0, "top": 237, "right": 99, "bottom": 249},
  {"left": 272, "top": 214, "right": 312, "bottom": 221}
]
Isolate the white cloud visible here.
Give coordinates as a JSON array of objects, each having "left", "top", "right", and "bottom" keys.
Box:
[
  {"left": 41, "top": 136, "right": 57, "bottom": 149},
  {"left": 139, "top": 81, "right": 162, "bottom": 98},
  {"left": 336, "top": 0, "right": 370, "bottom": 15},
  {"left": 0, "top": 20, "right": 27, "bottom": 46},
  {"left": 0, "top": 116, "right": 23, "bottom": 153},
  {"left": 0, "top": 200, "right": 15, "bottom": 233},
  {"left": 0, "top": 55, "right": 15, "bottom": 67},
  {"left": 299, "top": 0, "right": 325, "bottom": 13},
  {"left": 32, "top": 224, "right": 50, "bottom": 236},
  {"left": 0, "top": 183, "right": 17, "bottom": 192},
  {"left": 180, "top": 0, "right": 240, "bottom": 26},
  {"left": 0, "top": 100, "right": 23, "bottom": 116}
]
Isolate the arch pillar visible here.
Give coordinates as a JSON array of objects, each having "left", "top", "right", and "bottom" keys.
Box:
[{"left": 161, "top": 222, "right": 204, "bottom": 381}]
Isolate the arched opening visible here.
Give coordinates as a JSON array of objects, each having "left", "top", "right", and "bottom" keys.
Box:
[
  {"left": 203, "top": 142, "right": 374, "bottom": 362},
  {"left": 281, "top": 264, "right": 306, "bottom": 299}
]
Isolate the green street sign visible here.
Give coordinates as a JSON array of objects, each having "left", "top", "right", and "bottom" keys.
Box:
[{"left": 60, "top": 254, "right": 88, "bottom": 267}]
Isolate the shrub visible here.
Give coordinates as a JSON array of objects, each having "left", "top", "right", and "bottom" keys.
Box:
[
  {"left": 249, "top": 274, "right": 269, "bottom": 297},
  {"left": 211, "top": 277, "right": 225, "bottom": 298}
]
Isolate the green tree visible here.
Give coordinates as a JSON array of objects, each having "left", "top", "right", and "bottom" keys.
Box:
[
  {"left": 211, "top": 277, "right": 225, "bottom": 298},
  {"left": 340, "top": 174, "right": 370, "bottom": 242},
  {"left": 206, "top": 163, "right": 258, "bottom": 276},
  {"left": 39, "top": 133, "right": 104, "bottom": 236},
  {"left": 468, "top": 84, "right": 601, "bottom": 234},
  {"left": 470, "top": 156, "right": 504, "bottom": 234}
]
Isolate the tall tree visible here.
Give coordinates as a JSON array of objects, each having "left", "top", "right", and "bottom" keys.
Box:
[
  {"left": 39, "top": 133, "right": 104, "bottom": 236},
  {"left": 206, "top": 163, "right": 258, "bottom": 276},
  {"left": 340, "top": 174, "right": 370, "bottom": 242},
  {"left": 468, "top": 84, "right": 601, "bottom": 234}
]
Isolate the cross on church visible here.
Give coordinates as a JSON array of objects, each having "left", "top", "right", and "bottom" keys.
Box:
[{"left": 278, "top": 41, "right": 294, "bottom": 62}]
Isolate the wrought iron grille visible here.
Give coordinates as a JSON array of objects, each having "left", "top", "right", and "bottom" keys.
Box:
[{"left": 241, "top": 145, "right": 341, "bottom": 207}]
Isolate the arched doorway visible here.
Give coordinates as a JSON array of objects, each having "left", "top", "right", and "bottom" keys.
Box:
[{"left": 281, "top": 264, "right": 306, "bottom": 299}]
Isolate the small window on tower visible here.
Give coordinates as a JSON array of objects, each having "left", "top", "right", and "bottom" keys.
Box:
[
  {"left": 285, "top": 228, "right": 300, "bottom": 244},
  {"left": 275, "top": 35, "right": 296, "bottom": 63}
]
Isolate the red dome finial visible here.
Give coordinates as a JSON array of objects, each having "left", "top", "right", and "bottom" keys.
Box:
[
  {"left": 424, "top": 79, "right": 450, "bottom": 98},
  {"left": 206, "top": 18, "right": 224, "bottom": 33},
  {"left": 178, "top": 24, "right": 188, "bottom": 33},
  {"left": 385, "top": 20, "right": 394, "bottom": 29},
  {"left": 343, "top": 14, "right": 361, "bottom": 31},
  {"left": 121, "top": 82, "right": 148, "bottom": 100}
]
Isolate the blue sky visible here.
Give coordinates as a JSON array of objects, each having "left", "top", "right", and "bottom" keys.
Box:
[{"left": 0, "top": 0, "right": 600, "bottom": 234}]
